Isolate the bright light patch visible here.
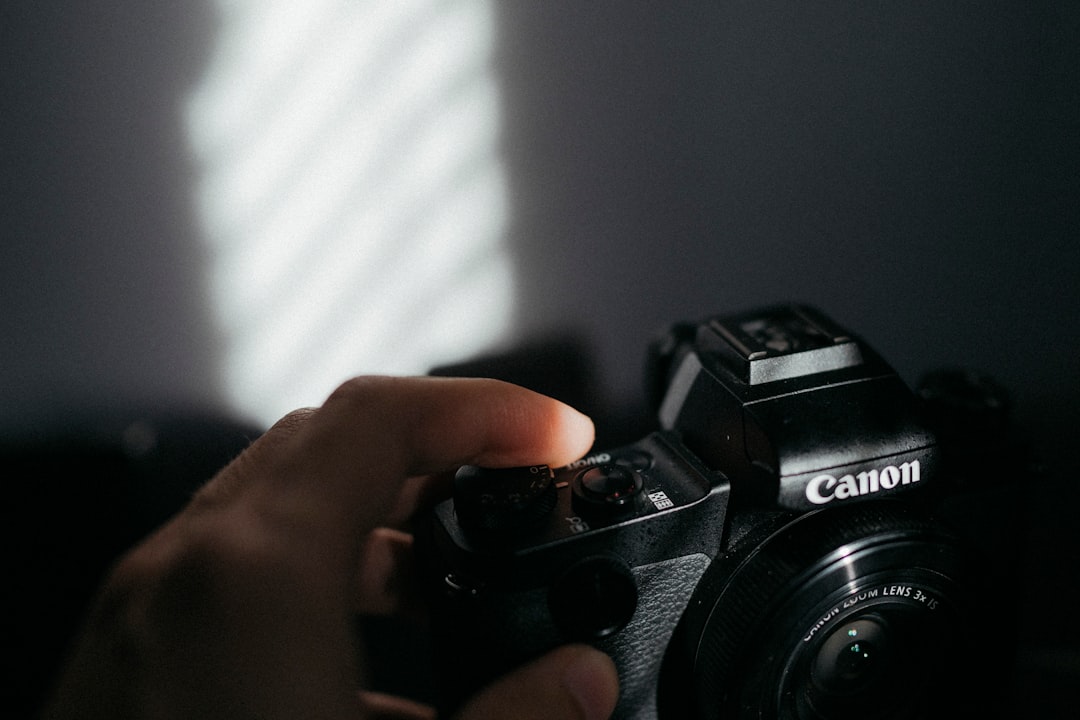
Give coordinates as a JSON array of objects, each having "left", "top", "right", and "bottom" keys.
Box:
[{"left": 186, "top": 0, "right": 513, "bottom": 426}]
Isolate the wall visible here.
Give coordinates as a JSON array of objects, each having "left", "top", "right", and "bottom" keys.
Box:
[
  {"left": 2, "top": 3, "right": 223, "bottom": 426},
  {"left": 496, "top": 2, "right": 1079, "bottom": 413},
  {"left": 3, "top": 1, "right": 1076, "bottom": 428}
]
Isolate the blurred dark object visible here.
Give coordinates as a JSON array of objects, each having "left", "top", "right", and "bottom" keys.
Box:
[{"left": 1, "top": 410, "right": 260, "bottom": 718}]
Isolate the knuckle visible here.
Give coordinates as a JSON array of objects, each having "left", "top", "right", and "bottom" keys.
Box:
[
  {"left": 266, "top": 407, "right": 317, "bottom": 437},
  {"left": 324, "top": 375, "right": 389, "bottom": 408}
]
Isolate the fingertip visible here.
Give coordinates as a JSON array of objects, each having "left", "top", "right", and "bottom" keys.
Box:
[
  {"left": 560, "top": 645, "right": 620, "bottom": 720},
  {"left": 549, "top": 403, "right": 596, "bottom": 466},
  {"left": 449, "top": 380, "right": 595, "bottom": 470}
]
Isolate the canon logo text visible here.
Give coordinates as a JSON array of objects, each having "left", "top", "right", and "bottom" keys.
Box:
[{"left": 805, "top": 460, "right": 922, "bottom": 505}]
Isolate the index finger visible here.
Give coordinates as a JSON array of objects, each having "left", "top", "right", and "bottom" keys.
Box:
[
  {"left": 210, "top": 376, "right": 594, "bottom": 547},
  {"left": 317, "top": 376, "right": 594, "bottom": 477}
]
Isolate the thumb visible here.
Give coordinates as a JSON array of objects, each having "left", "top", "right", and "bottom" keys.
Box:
[{"left": 454, "top": 645, "right": 619, "bottom": 720}]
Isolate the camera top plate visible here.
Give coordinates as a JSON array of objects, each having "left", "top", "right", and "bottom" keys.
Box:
[
  {"left": 658, "top": 304, "right": 938, "bottom": 511},
  {"left": 708, "top": 305, "right": 863, "bottom": 385}
]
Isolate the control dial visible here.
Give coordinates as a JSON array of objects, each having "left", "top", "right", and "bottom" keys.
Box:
[
  {"left": 453, "top": 464, "right": 557, "bottom": 536},
  {"left": 571, "top": 463, "right": 644, "bottom": 517}
]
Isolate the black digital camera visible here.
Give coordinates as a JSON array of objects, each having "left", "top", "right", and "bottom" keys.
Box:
[{"left": 420, "top": 304, "right": 1023, "bottom": 719}]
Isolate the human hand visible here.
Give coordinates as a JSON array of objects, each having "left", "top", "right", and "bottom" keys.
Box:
[{"left": 44, "top": 376, "right": 619, "bottom": 720}]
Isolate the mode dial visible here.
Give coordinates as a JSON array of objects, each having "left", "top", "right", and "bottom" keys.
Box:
[
  {"left": 453, "top": 464, "right": 557, "bottom": 536},
  {"left": 570, "top": 463, "right": 644, "bottom": 518}
]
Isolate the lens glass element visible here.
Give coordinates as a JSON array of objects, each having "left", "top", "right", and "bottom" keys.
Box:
[{"left": 811, "top": 617, "right": 891, "bottom": 697}]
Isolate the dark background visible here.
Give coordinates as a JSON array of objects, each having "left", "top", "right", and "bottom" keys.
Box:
[{"left": 3, "top": 1, "right": 1078, "bottom": 717}]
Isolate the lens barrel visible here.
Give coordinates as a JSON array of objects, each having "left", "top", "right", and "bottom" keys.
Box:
[{"left": 665, "top": 502, "right": 977, "bottom": 720}]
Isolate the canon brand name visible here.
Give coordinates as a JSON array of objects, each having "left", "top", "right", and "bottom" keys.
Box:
[{"left": 805, "top": 460, "right": 922, "bottom": 505}]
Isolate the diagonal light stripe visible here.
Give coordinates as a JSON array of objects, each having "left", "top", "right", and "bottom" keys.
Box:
[{"left": 186, "top": 0, "right": 512, "bottom": 426}]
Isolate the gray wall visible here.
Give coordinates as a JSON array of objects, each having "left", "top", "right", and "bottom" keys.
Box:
[
  {"left": 2, "top": 3, "right": 223, "bottom": 426},
  {"left": 3, "top": 1, "right": 1077, "bottom": 433},
  {"left": 497, "top": 2, "right": 1079, "bottom": 413}
]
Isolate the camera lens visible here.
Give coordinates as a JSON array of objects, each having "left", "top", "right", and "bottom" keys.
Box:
[
  {"left": 811, "top": 617, "right": 891, "bottom": 697},
  {"left": 793, "top": 600, "right": 958, "bottom": 720},
  {"left": 662, "top": 502, "right": 981, "bottom": 720}
]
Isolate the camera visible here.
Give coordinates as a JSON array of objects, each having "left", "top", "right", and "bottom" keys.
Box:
[{"left": 419, "top": 304, "right": 1024, "bottom": 719}]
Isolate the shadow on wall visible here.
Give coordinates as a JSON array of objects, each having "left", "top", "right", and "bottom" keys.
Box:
[
  {"left": 0, "top": 2, "right": 224, "bottom": 429},
  {"left": 493, "top": 1, "right": 1080, "bottom": 408}
]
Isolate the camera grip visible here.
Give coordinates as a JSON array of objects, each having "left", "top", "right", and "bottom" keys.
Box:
[
  {"left": 595, "top": 554, "right": 711, "bottom": 720},
  {"left": 426, "top": 552, "right": 709, "bottom": 720}
]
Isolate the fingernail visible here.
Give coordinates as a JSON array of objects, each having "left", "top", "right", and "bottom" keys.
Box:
[
  {"left": 559, "top": 407, "right": 596, "bottom": 460},
  {"left": 561, "top": 648, "right": 619, "bottom": 720}
]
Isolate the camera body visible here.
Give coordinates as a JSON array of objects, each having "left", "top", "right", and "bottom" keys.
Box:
[{"left": 420, "top": 304, "right": 1022, "bottom": 719}]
